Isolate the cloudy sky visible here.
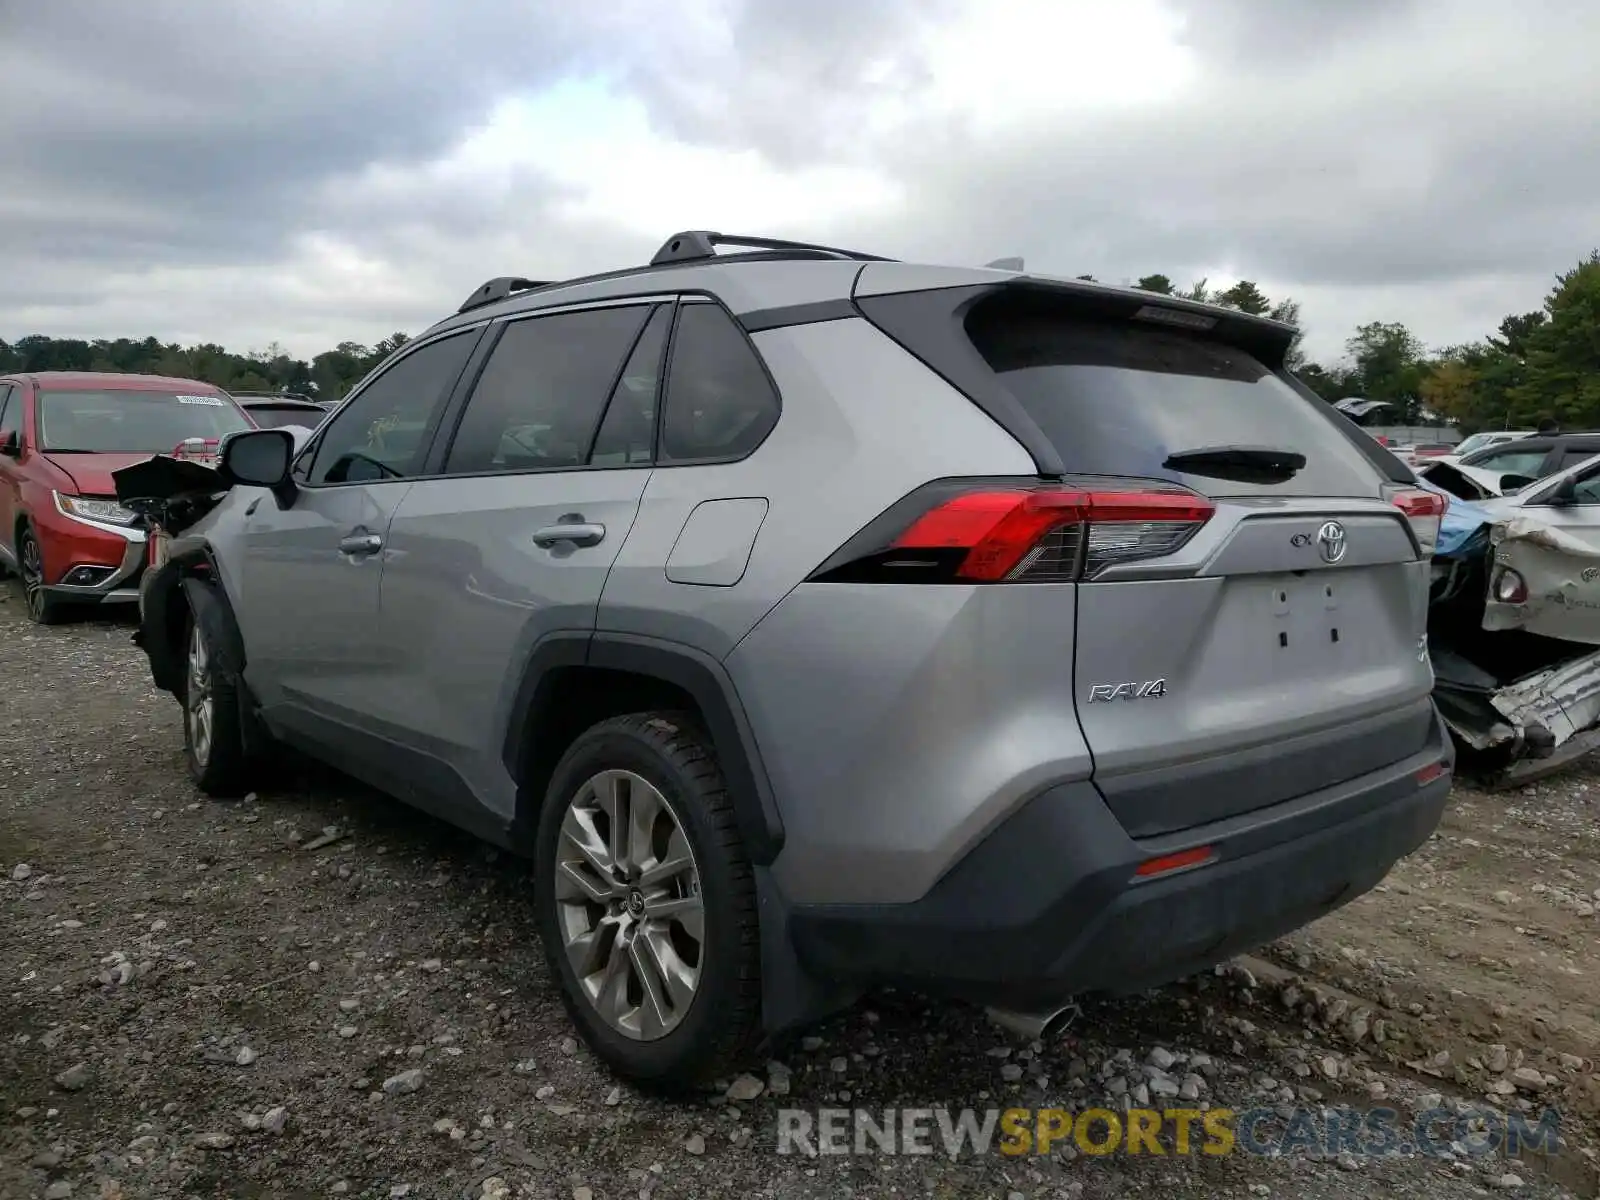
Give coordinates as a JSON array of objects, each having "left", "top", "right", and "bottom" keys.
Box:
[{"left": 3, "top": 0, "right": 1596, "bottom": 366}]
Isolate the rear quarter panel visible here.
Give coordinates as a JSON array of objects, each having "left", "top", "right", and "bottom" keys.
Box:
[
  {"left": 598, "top": 316, "right": 1061, "bottom": 907},
  {"left": 596, "top": 316, "right": 1036, "bottom": 657}
]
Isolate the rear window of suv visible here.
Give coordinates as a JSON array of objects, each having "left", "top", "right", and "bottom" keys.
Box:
[{"left": 966, "top": 306, "right": 1384, "bottom": 497}]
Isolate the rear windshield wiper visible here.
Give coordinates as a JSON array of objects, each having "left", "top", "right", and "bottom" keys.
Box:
[{"left": 1163, "top": 445, "right": 1307, "bottom": 485}]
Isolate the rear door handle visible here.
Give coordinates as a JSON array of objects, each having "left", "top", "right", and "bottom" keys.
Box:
[
  {"left": 338, "top": 532, "right": 384, "bottom": 557},
  {"left": 531, "top": 522, "right": 606, "bottom": 548}
]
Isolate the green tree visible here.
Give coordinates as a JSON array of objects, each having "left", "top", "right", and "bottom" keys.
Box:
[
  {"left": 1134, "top": 274, "right": 1174, "bottom": 294},
  {"left": 1214, "top": 280, "right": 1272, "bottom": 316},
  {"left": 1345, "top": 321, "right": 1427, "bottom": 421},
  {"left": 1509, "top": 251, "right": 1600, "bottom": 426},
  {"left": 1295, "top": 361, "right": 1360, "bottom": 403},
  {"left": 1490, "top": 311, "right": 1547, "bottom": 358},
  {"left": 1418, "top": 358, "right": 1482, "bottom": 428}
]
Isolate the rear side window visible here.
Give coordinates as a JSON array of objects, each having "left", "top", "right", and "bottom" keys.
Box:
[
  {"left": 967, "top": 308, "right": 1385, "bottom": 497},
  {"left": 0, "top": 386, "right": 17, "bottom": 441},
  {"left": 659, "top": 302, "right": 779, "bottom": 464},
  {"left": 444, "top": 306, "right": 650, "bottom": 475},
  {"left": 589, "top": 306, "right": 671, "bottom": 467}
]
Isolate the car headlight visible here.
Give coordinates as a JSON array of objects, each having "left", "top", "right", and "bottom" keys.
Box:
[{"left": 57, "top": 493, "right": 139, "bottom": 526}]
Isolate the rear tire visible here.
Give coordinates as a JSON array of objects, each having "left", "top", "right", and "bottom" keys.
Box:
[
  {"left": 182, "top": 601, "right": 249, "bottom": 796},
  {"left": 533, "top": 712, "right": 762, "bottom": 1089}
]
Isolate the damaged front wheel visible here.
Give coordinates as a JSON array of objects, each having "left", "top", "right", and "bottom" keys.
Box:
[{"left": 182, "top": 595, "right": 248, "bottom": 796}]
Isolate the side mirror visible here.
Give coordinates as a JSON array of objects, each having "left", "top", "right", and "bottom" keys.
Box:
[
  {"left": 1499, "top": 473, "right": 1537, "bottom": 494},
  {"left": 221, "top": 429, "right": 295, "bottom": 494},
  {"left": 0, "top": 430, "right": 19, "bottom": 457}
]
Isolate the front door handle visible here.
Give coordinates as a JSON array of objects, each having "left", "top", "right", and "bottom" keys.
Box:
[
  {"left": 531, "top": 522, "right": 606, "bottom": 548},
  {"left": 338, "top": 531, "right": 384, "bottom": 557}
]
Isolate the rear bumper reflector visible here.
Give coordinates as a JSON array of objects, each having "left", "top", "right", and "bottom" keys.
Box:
[{"left": 1133, "top": 845, "right": 1216, "bottom": 880}]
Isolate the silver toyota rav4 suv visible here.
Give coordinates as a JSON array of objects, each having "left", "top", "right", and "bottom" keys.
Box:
[{"left": 125, "top": 231, "right": 1454, "bottom": 1087}]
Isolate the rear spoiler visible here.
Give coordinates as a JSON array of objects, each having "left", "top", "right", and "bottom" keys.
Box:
[{"left": 1017, "top": 275, "right": 1299, "bottom": 366}]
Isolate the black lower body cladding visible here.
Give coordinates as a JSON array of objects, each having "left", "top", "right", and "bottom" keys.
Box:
[{"left": 786, "top": 708, "right": 1453, "bottom": 1010}]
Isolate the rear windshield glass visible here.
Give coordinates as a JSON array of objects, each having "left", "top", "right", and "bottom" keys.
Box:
[
  {"left": 967, "top": 313, "right": 1383, "bottom": 497},
  {"left": 39, "top": 389, "right": 252, "bottom": 453},
  {"left": 246, "top": 404, "right": 325, "bottom": 430}
]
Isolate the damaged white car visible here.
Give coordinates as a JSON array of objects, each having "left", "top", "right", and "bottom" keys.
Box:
[{"left": 1429, "top": 454, "right": 1600, "bottom": 785}]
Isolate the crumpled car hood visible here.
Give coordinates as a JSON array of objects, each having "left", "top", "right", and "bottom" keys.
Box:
[
  {"left": 111, "top": 454, "right": 232, "bottom": 536},
  {"left": 111, "top": 454, "right": 227, "bottom": 504}
]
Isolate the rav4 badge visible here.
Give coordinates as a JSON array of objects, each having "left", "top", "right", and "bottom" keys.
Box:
[{"left": 1087, "top": 679, "right": 1168, "bottom": 703}]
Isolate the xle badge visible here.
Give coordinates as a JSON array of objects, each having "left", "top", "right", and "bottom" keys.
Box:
[{"left": 1087, "top": 679, "right": 1168, "bottom": 703}]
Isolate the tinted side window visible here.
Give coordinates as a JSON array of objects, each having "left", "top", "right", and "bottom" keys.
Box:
[
  {"left": 307, "top": 332, "right": 476, "bottom": 485},
  {"left": 589, "top": 306, "right": 671, "bottom": 467},
  {"left": 0, "top": 386, "right": 17, "bottom": 440},
  {"left": 659, "top": 302, "right": 780, "bottom": 464},
  {"left": 443, "top": 306, "right": 649, "bottom": 476}
]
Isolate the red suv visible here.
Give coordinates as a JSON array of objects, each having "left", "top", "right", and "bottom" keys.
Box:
[{"left": 0, "top": 372, "right": 255, "bottom": 623}]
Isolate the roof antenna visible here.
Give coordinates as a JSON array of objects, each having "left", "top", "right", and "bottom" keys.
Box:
[{"left": 985, "top": 256, "right": 1024, "bottom": 271}]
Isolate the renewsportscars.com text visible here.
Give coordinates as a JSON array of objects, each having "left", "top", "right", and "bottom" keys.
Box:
[{"left": 775, "top": 1105, "right": 1561, "bottom": 1160}]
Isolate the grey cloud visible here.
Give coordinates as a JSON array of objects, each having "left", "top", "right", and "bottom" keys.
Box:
[
  {"left": 6, "top": 0, "right": 1599, "bottom": 366},
  {"left": 622, "top": 0, "right": 961, "bottom": 165},
  {"left": 1165, "top": 0, "right": 1423, "bottom": 62},
  {"left": 0, "top": 0, "right": 600, "bottom": 269},
  {"left": 816, "top": 0, "right": 1600, "bottom": 357}
]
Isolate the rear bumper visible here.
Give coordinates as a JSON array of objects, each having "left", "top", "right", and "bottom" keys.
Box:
[{"left": 787, "top": 709, "right": 1453, "bottom": 1009}]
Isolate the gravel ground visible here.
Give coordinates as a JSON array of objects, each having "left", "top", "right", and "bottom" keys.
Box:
[{"left": 2, "top": 583, "right": 1598, "bottom": 1199}]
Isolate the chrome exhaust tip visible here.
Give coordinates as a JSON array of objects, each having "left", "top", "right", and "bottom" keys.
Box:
[{"left": 985, "top": 1004, "right": 1075, "bottom": 1042}]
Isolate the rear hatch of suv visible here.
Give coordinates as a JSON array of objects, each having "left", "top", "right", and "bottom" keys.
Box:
[{"left": 854, "top": 275, "right": 1443, "bottom": 839}]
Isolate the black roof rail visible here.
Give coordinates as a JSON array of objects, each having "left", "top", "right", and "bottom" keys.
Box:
[
  {"left": 457, "top": 276, "right": 552, "bottom": 314},
  {"left": 649, "top": 230, "right": 893, "bottom": 267}
]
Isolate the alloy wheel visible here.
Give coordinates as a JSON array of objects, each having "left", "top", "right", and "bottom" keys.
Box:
[
  {"left": 187, "top": 622, "right": 214, "bottom": 768},
  {"left": 19, "top": 533, "right": 46, "bottom": 621},
  {"left": 554, "top": 769, "right": 705, "bottom": 1041}
]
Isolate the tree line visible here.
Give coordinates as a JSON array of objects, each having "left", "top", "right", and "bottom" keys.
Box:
[
  {"left": 0, "top": 332, "right": 411, "bottom": 404},
  {"left": 4, "top": 249, "right": 1596, "bottom": 432}
]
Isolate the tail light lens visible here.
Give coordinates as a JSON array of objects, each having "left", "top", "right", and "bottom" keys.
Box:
[
  {"left": 1493, "top": 567, "right": 1528, "bottom": 604},
  {"left": 808, "top": 478, "right": 1215, "bottom": 584},
  {"left": 1385, "top": 486, "right": 1447, "bottom": 556}
]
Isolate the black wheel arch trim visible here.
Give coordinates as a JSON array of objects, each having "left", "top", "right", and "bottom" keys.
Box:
[
  {"left": 139, "top": 538, "right": 244, "bottom": 691},
  {"left": 502, "top": 631, "right": 785, "bottom": 865}
]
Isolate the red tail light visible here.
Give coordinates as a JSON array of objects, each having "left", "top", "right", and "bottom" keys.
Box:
[
  {"left": 1386, "top": 487, "right": 1447, "bottom": 556},
  {"left": 809, "top": 478, "right": 1215, "bottom": 584}
]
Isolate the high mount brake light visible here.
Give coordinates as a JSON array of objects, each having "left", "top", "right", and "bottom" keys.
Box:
[
  {"left": 1386, "top": 487, "right": 1447, "bottom": 556},
  {"left": 809, "top": 480, "right": 1216, "bottom": 584}
]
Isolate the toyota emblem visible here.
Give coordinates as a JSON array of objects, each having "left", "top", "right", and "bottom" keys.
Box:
[{"left": 1317, "top": 520, "right": 1347, "bottom": 564}]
